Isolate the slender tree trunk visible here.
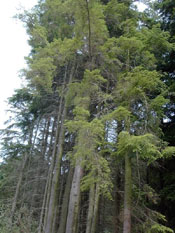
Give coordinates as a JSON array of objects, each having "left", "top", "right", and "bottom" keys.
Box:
[
  {"left": 44, "top": 105, "right": 66, "bottom": 233},
  {"left": 44, "top": 64, "right": 75, "bottom": 233},
  {"left": 114, "top": 169, "right": 121, "bottom": 233},
  {"left": 10, "top": 153, "right": 28, "bottom": 224},
  {"left": 10, "top": 124, "right": 35, "bottom": 224},
  {"left": 65, "top": 160, "right": 83, "bottom": 233},
  {"left": 38, "top": 116, "right": 57, "bottom": 233},
  {"left": 91, "top": 183, "right": 100, "bottom": 233},
  {"left": 38, "top": 171, "right": 49, "bottom": 233},
  {"left": 86, "top": 183, "right": 99, "bottom": 233},
  {"left": 86, "top": 183, "right": 100, "bottom": 233},
  {"left": 31, "top": 119, "right": 51, "bottom": 212},
  {"left": 42, "top": 118, "right": 51, "bottom": 157},
  {"left": 123, "top": 154, "right": 132, "bottom": 233},
  {"left": 48, "top": 116, "right": 57, "bottom": 157},
  {"left": 43, "top": 68, "right": 68, "bottom": 232},
  {"left": 58, "top": 168, "right": 74, "bottom": 233},
  {"left": 51, "top": 172, "right": 65, "bottom": 232},
  {"left": 85, "top": 0, "right": 92, "bottom": 60},
  {"left": 86, "top": 185, "right": 95, "bottom": 233}
]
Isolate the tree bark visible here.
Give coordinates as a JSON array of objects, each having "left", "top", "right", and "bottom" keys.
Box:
[
  {"left": 114, "top": 169, "right": 121, "bottom": 233},
  {"left": 86, "top": 183, "right": 100, "bottom": 233},
  {"left": 42, "top": 65, "right": 68, "bottom": 232},
  {"left": 44, "top": 104, "right": 66, "bottom": 233},
  {"left": 91, "top": 183, "right": 100, "bottom": 233},
  {"left": 38, "top": 170, "right": 49, "bottom": 233},
  {"left": 86, "top": 185, "right": 95, "bottom": 233},
  {"left": 123, "top": 154, "right": 132, "bottom": 233},
  {"left": 48, "top": 116, "right": 57, "bottom": 159},
  {"left": 43, "top": 64, "right": 75, "bottom": 233},
  {"left": 42, "top": 118, "right": 51, "bottom": 157},
  {"left": 58, "top": 168, "right": 74, "bottom": 233},
  {"left": 65, "top": 160, "right": 83, "bottom": 233}
]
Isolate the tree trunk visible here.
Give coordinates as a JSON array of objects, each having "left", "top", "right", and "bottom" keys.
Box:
[
  {"left": 43, "top": 64, "right": 75, "bottom": 233},
  {"left": 58, "top": 168, "right": 74, "bottom": 233},
  {"left": 10, "top": 153, "right": 29, "bottom": 224},
  {"left": 44, "top": 105, "right": 66, "bottom": 233},
  {"left": 65, "top": 160, "right": 83, "bottom": 233},
  {"left": 86, "top": 185, "right": 95, "bottom": 233},
  {"left": 43, "top": 94, "right": 65, "bottom": 230},
  {"left": 10, "top": 124, "right": 35, "bottom": 224},
  {"left": 42, "top": 66, "right": 68, "bottom": 232},
  {"left": 48, "top": 116, "right": 57, "bottom": 159},
  {"left": 123, "top": 154, "right": 132, "bottom": 233},
  {"left": 114, "top": 169, "right": 122, "bottom": 233},
  {"left": 38, "top": 170, "right": 49, "bottom": 233},
  {"left": 91, "top": 183, "right": 100, "bottom": 233},
  {"left": 42, "top": 118, "right": 51, "bottom": 157},
  {"left": 85, "top": 183, "right": 100, "bottom": 233}
]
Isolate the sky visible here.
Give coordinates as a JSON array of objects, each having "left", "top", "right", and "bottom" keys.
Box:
[
  {"left": 0, "top": 0, "right": 146, "bottom": 130},
  {"left": 0, "top": 0, "right": 37, "bottom": 129}
]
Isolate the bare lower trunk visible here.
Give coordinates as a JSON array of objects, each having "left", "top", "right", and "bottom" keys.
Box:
[
  {"left": 86, "top": 185, "right": 95, "bottom": 233},
  {"left": 31, "top": 120, "right": 50, "bottom": 213},
  {"left": 114, "top": 169, "right": 122, "bottom": 233},
  {"left": 43, "top": 64, "right": 75, "bottom": 233},
  {"left": 65, "top": 161, "right": 83, "bottom": 233},
  {"left": 86, "top": 183, "right": 99, "bottom": 233},
  {"left": 38, "top": 172, "right": 49, "bottom": 233},
  {"left": 44, "top": 106, "right": 66, "bottom": 233},
  {"left": 38, "top": 118, "right": 57, "bottom": 233},
  {"left": 43, "top": 97, "right": 64, "bottom": 232},
  {"left": 58, "top": 168, "right": 74, "bottom": 233},
  {"left": 123, "top": 154, "right": 132, "bottom": 233},
  {"left": 91, "top": 183, "right": 99, "bottom": 233}
]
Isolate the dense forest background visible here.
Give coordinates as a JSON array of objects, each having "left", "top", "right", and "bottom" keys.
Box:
[{"left": 0, "top": 0, "right": 175, "bottom": 232}]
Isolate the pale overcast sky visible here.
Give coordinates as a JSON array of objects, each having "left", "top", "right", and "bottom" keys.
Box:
[{"left": 0, "top": 0, "right": 37, "bottom": 129}]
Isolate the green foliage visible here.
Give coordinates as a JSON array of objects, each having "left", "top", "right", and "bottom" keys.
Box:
[
  {"left": 73, "top": 107, "right": 90, "bottom": 121},
  {"left": 114, "top": 67, "right": 167, "bottom": 133},
  {"left": 117, "top": 67, "right": 164, "bottom": 100},
  {"left": 40, "top": 0, "right": 74, "bottom": 41},
  {"left": 66, "top": 69, "right": 107, "bottom": 107},
  {"left": 25, "top": 37, "right": 81, "bottom": 93},
  {"left": 30, "top": 24, "right": 48, "bottom": 48},
  {"left": 149, "top": 224, "right": 174, "bottom": 233},
  {"left": 0, "top": 204, "right": 37, "bottom": 233},
  {"left": 28, "top": 56, "right": 56, "bottom": 92},
  {"left": 81, "top": 155, "right": 113, "bottom": 200},
  {"left": 104, "top": 106, "right": 131, "bottom": 122},
  {"left": 2, "top": 0, "right": 175, "bottom": 231},
  {"left": 101, "top": 36, "right": 156, "bottom": 70},
  {"left": 138, "top": 24, "right": 173, "bottom": 63},
  {"left": 46, "top": 37, "right": 81, "bottom": 64},
  {"left": 162, "top": 147, "right": 175, "bottom": 158},
  {"left": 150, "top": 95, "right": 169, "bottom": 117},
  {"left": 66, "top": 67, "right": 112, "bottom": 199},
  {"left": 69, "top": 0, "right": 108, "bottom": 49},
  {"left": 117, "top": 131, "right": 161, "bottom": 162},
  {"left": 104, "top": 0, "right": 137, "bottom": 37},
  {"left": 67, "top": 115, "right": 112, "bottom": 199}
]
